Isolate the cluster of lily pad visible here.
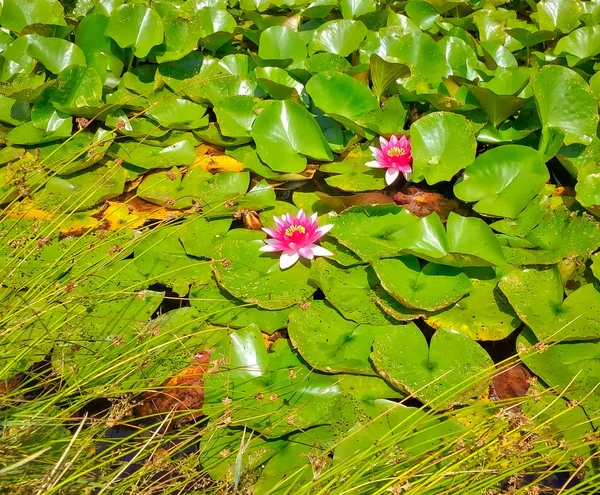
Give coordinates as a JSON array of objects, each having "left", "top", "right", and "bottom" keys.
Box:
[{"left": 1, "top": 0, "right": 600, "bottom": 492}]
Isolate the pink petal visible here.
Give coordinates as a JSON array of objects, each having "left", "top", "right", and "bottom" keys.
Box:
[
  {"left": 396, "top": 162, "right": 412, "bottom": 173},
  {"left": 262, "top": 227, "right": 279, "bottom": 238},
  {"left": 365, "top": 160, "right": 385, "bottom": 169},
  {"left": 273, "top": 216, "right": 285, "bottom": 227},
  {"left": 373, "top": 150, "right": 387, "bottom": 163},
  {"left": 389, "top": 134, "right": 399, "bottom": 147},
  {"left": 379, "top": 136, "right": 389, "bottom": 149},
  {"left": 385, "top": 168, "right": 400, "bottom": 185},
  {"left": 297, "top": 209, "right": 306, "bottom": 222},
  {"left": 311, "top": 245, "right": 333, "bottom": 257},
  {"left": 298, "top": 246, "right": 314, "bottom": 259},
  {"left": 260, "top": 244, "right": 279, "bottom": 252},
  {"left": 316, "top": 224, "right": 334, "bottom": 237},
  {"left": 260, "top": 239, "right": 286, "bottom": 252},
  {"left": 280, "top": 251, "right": 299, "bottom": 269}
]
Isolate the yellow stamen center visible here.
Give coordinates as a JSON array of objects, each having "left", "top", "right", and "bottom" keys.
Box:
[
  {"left": 387, "top": 147, "right": 406, "bottom": 158},
  {"left": 285, "top": 225, "right": 306, "bottom": 237}
]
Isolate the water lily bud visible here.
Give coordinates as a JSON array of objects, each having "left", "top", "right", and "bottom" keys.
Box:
[{"left": 243, "top": 211, "right": 263, "bottom": 230}]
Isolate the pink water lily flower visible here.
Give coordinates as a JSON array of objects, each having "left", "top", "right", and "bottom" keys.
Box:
[
  {"left": 259, "top": 210, "right": 334, "bottom": 269},
  {"left": 366, "top": 135, "right": 413, "bottom": 185}
]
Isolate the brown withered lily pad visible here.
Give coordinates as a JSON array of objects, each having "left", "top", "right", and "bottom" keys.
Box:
[
  {"left": 492, "top": 363, "right": 532, "bottom": 400},
  {"left": 134, "top": 350, "right": 212, "bottom": 423},
  {"left": 393, "top": 186, "right": 465, "bottom": 221}
]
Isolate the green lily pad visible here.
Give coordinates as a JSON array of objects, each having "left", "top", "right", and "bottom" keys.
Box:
[
  {"left": 0, "top": 95, "right": 30, "bottom": 126},
  {"left": 7, "top": 120, "right": 72, "bottom": 146},
  {"left": 133, "top": 226, "right": 214, "bottom": 296},
  {"left": 288, "top": 300, "right": 389, "bottom": 375},
  {"left": 0, "top": 0, "right": 66, "bottom": 33},
  {"left": 200, "top": 427, "right": 283, "bottom": 484},
  {"left": 138, "top": 168, "right": 250, "bottom": 214},
  {"left": 319, "top": 236, "right": 365, "bottom": 267},
  {"left": 50, "top": 66, "right": 104, "bottom": 116},
  {"left": 190, "top": 279, "right": 291, "bottom": 334},
  {"left": 0, "top": 290, "right": 67, "bottom": 379},
  {"left": 340, "top": 0, "right": 376, "bottom": 19},
  {"left": 309, "top": 19, "right": 368, "bottom": 57},
  {"left": 517, "top": 327, "right": 600, "bottom": 418},
  {"left": 369, "top": 54, "right": 410, "bottom": 100},
  {"left": 330, "top": 204, "right": 419, "bottom": 260},
  {"left": 373, "top": 256, "right": 472, "bottom": 311},
  {"left": 75, "top": 13, "right": 125, "bottom": 79},
  {"left": 426, "top": 268, "right": 520, "bottom": 341},
  {"left": 146, "top": 92, "right": 209, "bottom": 130},
  {"left": 591, "top": 252, "right": 600, "bottom": 282},
  {"left": 309, "top": 257, "right": 399, "bottom": 325},
  {"left": 109, "top": 139, "right": 196, "bottom": 170},
  {"left": 554, "top": 26, "right": 600, "bottom": 66},
  {"left": 334, "top": 401, "right": 464, "bottom": 465},
  {"left": 178, "top": 216, "right": 232, "bottom": 259},
  {"left": 251, "top": 99, "right": 333, "bottom": 173},
  {"left": 204, "top": 325, "right": 358, "bottom": 437},
  {"left": 320, "top": 146, "right": 386, "bottom": 192},
  {"left": 454, "top": 145, "right": 549, "bottom": 218},
  {"left": 258, "top": 26, "right": 307, "bottom": 63},
  {"left": 212, "top": 229, "right": 317, "bottom": 310},
  {"left": 197, "top": 7, "right": 236, "bottom": 51},
  {"left": 575, "top": 162, "right": 600, "bottom": 211},
  {"left": 394, "top": 212, "right": 506, "bottom": 268},
  {"left": 106, "top": 4, "right": 164, "bottom": 58},
  {"left": 255, "top": 66, "right": 308, "bottom": 103},
  {"left": 1, "top": 36, "right": 37, "bottom": 81},
  {"left": 411, "top": 111, "right": 477, "bottom": 185},
  {"left": 373, "top": 31, "right": 449, "bottom": 92},
  {"left": 126, "top": 307, "right": 225, "bottom": 389},
  {"left": 306, "top": 71, "right": 378, "bottom": 127},
  {"left": 53, "top": 300, "right": 225, "bottom": 391},
  {"left": 496, "top": 205, "right": 600, "bottom": 265},
  {"left": 489, "top": 184, "right": 558, "bottom": 237},
  {"left": 37, "top": 129, "right": 113, "bottom": 175},
  {"left": 499, "top": 266, "right": 600, "bottom": 342},
  {"left": 439, "top": 36, "right": 484, "bottom": 81},
  {"left": 213, "top": 95, "right": 257, "bottom": 138},
  {"left": 535, "top": 0, "right": 582, "bottom": 33},
  {"left": 532, "top": 65, "right": 598, "bottom": 147},
  {"left": 357, "top": 96, "right": 408, "bottom": 135},
  {"left": 37, "top": 161, "right": 127, "bottom": 211},
  {"left": 307, "top": 52, "right": 352, "bottom": 73},
  {"left": 521, "top": 382, "right": 596, "bottom": 464},
  {"left": 26, "top": 35, "right": 86, "bottom": 75},
  {"left": 151, "top": 3, "right": 202, "bottom": 64},
  {"left": 371, "top": 325, "right": 494, "bottom": 409}
]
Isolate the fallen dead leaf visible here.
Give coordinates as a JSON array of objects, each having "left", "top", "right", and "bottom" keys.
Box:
[
  {"left": 553, "top": 186, "right": 576, "bottom": 197},
  {"left": 492, "top": 364, "right": 532, "bottom": 400},
  {"left": 262, "top": 329, "right": 288, "bottom": 350},
  {"left": 6, "top": 204, "right": 52, "bottom": 221},
  {"left": 124, "top": 174, "right": 144, "bottom": 193},
  {"left": 99, "top": 198, "right": 183, "bottom": 230},
  {"left": 133, "top": 350, "right": 212, "bottom": 423},
  {"left": 191, "top": 145, "right": 244, "bottom": 173},
  {"left": 393, "top": 186, "right": 465, "bottom": 220},
  {"left": 7, "top": 200, "right": 102, "bottom": 236},
  {"left": 316, "top": 191, "right": 394, "bottom": 212}
]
